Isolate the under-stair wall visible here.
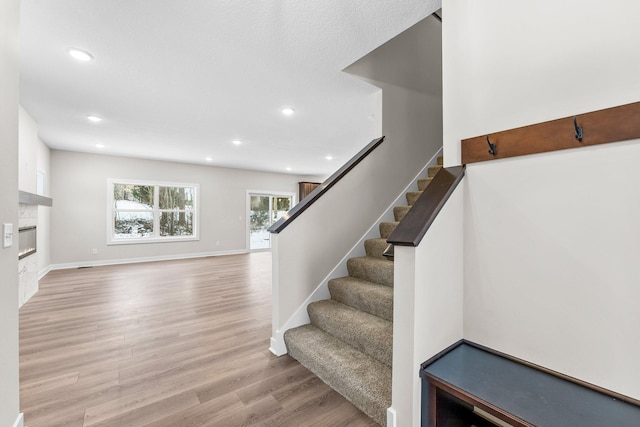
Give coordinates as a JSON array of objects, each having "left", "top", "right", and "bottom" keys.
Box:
[
  {"left": 443, "top": 0, "right": 640, "bottom": 405},
  {"left": 390, "top": 179, "right": 464, "bottom": 427}
]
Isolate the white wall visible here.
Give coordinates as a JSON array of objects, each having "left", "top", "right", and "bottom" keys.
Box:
[
  {"left": 50, "top": 150, "right": 307, "bottom": 266},
  {"left": 272, "top": 14, "right": 443, "bottom": 353},
  {"left": 19, "top": 106, "right": 51, "bottom": 276},
  {"left": 36, "top": 132, "right": 51, "bottom": 275},
  {"left": 18, "top": 106, "right": 37, "bottom": 192},
  {"left": 443, "top": 0, "right": 640, "bottom": 400},
  {"left": 0, "top": 0, "right": 21, "bottom": 426},
  {"left": 391, "top": 184, "right": 463, "bottom": 427}
]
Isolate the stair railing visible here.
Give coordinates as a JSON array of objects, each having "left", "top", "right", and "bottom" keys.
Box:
[
  {"left": 268, "top": 136, "right": 385, "bottom": 234},
  {"left": 386, "top": 165, "right": 465, "bottom": 248}
]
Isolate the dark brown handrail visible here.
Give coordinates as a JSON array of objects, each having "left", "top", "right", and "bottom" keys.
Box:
[
  {"left": 268, "top": 136, "right": 385, "bottom": 234},
  {"left": 387, "top": 165, "right": 465, "bottom": 246},
  {"left": 461, "top": 101, "right": 640, "bottom": 164}
]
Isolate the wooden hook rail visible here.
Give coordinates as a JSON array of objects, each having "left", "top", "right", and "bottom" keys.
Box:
[{"left": 461, "top": 101, "right": 640, "bottom": 164}]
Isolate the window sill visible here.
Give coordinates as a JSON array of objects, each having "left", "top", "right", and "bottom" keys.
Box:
[{"left": 107, "top": 236, "right": 199, "bottom": 245}]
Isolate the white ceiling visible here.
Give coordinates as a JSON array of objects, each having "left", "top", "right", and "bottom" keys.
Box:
[{"left": 20, "top": 0, "right": 440, "bottom": 176}]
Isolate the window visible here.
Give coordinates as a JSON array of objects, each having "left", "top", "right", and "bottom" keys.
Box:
[
  {"left": 247, "top": 191, "right": 294, "bottom": 250},
  {"left": 107, "top": 179, "right": 198, "bottom": 244}
]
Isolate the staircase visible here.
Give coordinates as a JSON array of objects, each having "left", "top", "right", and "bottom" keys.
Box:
[{"left": 284, "top": 158, "right": 443, "bottom": 426}]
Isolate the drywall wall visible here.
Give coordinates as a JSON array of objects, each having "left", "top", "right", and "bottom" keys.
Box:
[
  {"left": 50, "top": 150, "right": 308, "bottom": 265},
  {"left": 19, "top": 106, "right": 51, "bottom": 275},
  {"left": 272, "top": 14, "right": 443, "bottom": 351},
  {"left": 443, "top": 0, "right": 640, "bottom": 400},
  {"left": 36, "top": 130, "right": 51, "bottom": 275},
  {"left": 0, "top": 0, "right": 21, "bottom": 425},
  {"left": 391, "top": 184, "right": 463, "bottom": 426},
  {"left": 19, "top": 105, "right": 38, "bottom": 191}
]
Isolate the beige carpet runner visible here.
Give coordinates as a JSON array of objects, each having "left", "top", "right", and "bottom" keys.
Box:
[{"left": 284, "top": 160, "right": 442, "bottom": 426}]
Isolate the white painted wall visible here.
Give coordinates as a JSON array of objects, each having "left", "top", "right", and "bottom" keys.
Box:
[
  {"left": 443, "top": 0, "right": 640, "bottom": 400},
  {"left": 19, "top": 106, "right": 37, "bottom": 192},
  {"left": 50, "top": 150, "right": 308, "bottom": 266},
  {"left": 272, "top": 14, "right": 443, "bottom": 353},
  {"left": 19, "top": 106, "right": 51, "bottom": 276},
  {"left": 0, "top": 0, "right": 21, "bottom": 425},
  {"left": 391, "top": 184, "right": 464, "bottom": 427},
  {"left": 36, "top": 133, "right": 51, "bottom": 276}
]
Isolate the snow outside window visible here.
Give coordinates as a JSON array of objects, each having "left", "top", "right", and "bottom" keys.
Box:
[{"left": 107, "top": 179, "right": 199, "bottom": 244}]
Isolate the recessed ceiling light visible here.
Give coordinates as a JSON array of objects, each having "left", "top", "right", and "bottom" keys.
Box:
[
  {"left": 325, "top": 155, "right": 333, "bottom": 161},
  {"left": 68, "top": 48, "right": 94, "bottom": 62},
  {"left": 232, "top": 140, "right": 242, "bottom": 146},
  {"left": 205, "top": 157, "right": 213, "bottom": 161},
  {"left": 95, "top": 144, "right": 104, "bottom": 148},
  {"left": 285, "top": 167, "right": 292, "bottom": 171},
  {"left": 87, "top": 115, "right": 102, "bottom": 122},
  {"left": 282, "top": 107, "right": 295, "bottom": 116}
]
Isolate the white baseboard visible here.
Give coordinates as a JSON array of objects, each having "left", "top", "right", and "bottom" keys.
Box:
[
  {"left": 12, "top": 412, "right": 24, "bottom": 427},
  {"left": 49, "top": 249, "right": 249, "bottom": 271},
  {"left": 38, "top": 265, "right": 52, "bottom": 280},
  {"left": 269, "top": 336, "right": 288, "bottom": 356},
  {"left": 387, "top": 407, "right": 397, "bottom": 427}
]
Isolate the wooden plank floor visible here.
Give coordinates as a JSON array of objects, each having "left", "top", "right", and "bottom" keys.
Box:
[{"left": 19, "top": 253, "right": 378, "bottom": 427}]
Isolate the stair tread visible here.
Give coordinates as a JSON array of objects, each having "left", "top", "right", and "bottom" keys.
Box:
[
  {"left": 347, "top": 256, "right": 394, "bottom": 287},
  {"left": 285, "top": 324, "right": 391, "bottom": 426},
  {"left": 329, "top": 276, "right": 393, "bottom": 321},
  {"left": 308, "top": 300, "right": 392, "bottom": 366}
]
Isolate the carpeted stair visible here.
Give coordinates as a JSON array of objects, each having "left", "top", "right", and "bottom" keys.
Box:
[{"left": 284, "top": 159, "right": 443, "bottom": 426}]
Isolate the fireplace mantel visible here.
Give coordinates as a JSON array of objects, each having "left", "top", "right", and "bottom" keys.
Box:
[{"left": 19, "top": 190, "right": 52, "bottom": 207}]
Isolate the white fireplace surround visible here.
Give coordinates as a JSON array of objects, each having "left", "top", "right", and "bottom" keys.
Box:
[{"left": 17, "top": 191, "right": 52, "bottom": 308}]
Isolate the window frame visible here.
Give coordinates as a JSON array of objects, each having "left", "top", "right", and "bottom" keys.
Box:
[{"left": 107, "top": 179, "right": 199, "bottom": 245}]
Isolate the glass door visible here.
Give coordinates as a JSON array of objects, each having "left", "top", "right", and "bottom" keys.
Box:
[{"left": 249, "top": 194, "right": 292, "bottom": 250}]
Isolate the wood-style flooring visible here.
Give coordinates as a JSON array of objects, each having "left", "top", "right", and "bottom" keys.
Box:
[{"left": 19, "top": 253, "right": 378, "bottom": 427}]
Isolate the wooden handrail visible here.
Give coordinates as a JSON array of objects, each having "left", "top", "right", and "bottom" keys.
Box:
[
  {"left": 387, "top": 165, "right": 465, "bottom": 247},
  {"left": 268, "top": 136, "right": 385, "bottom": 234},
  {"left": 462, "top": 101, "right": 640, "bottom": 164}
]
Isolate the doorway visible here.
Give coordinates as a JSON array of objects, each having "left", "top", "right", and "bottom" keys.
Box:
[{"left": 247, "top": 192, "right": 295, "bottom": 250}]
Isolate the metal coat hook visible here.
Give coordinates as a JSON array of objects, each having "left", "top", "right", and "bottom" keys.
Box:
[
  {"left": 574, "top": 116, "right": 583, "bottom": 142},
  {"left": 486, "top": 135, "right": 496, "bottom": 155}
]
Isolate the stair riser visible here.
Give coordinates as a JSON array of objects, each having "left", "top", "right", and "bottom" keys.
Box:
[
  {"left": 364, "top": 238, "right": 388, "bottom": 258},
  {"left": 329, "top": 278, "right": 393, "bottom": 322},
  {"left": 308, "top": 301, "right": 393, "bottom": 367},
  {"left": 418, "top": 178, "right": 432, "bottom": 191},
  {"left": 347, "top": 257, "right": 394, "bottom": 287},
  {"left": 393, "top": 206, "right": 410, "bottom": 222},
  {"left": 406, "top": 191, "right": 422, "bottom": 206},
  {"left": 379, "top": 222, "right": 398, "bottom": 239},
  {"left": 428, "top": 165, "right": 442, "bottom": 178}
]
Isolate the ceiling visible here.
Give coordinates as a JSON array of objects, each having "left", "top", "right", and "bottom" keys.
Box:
[{"left": 20, "top": 0, "right": 440, "bottom": 176}]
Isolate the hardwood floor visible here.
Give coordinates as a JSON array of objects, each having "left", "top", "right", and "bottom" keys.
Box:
[{"left": 19, "top": 253, "right": 378, "bottom": 427}]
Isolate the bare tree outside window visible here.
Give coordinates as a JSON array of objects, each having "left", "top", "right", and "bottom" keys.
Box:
[{"left": 109, "top": 180, "right": 198, "bottom": 243}]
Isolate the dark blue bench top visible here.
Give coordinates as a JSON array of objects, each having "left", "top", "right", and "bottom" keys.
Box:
[{"left": 421, "top": 343, "right": 640, "bottom": 427}]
